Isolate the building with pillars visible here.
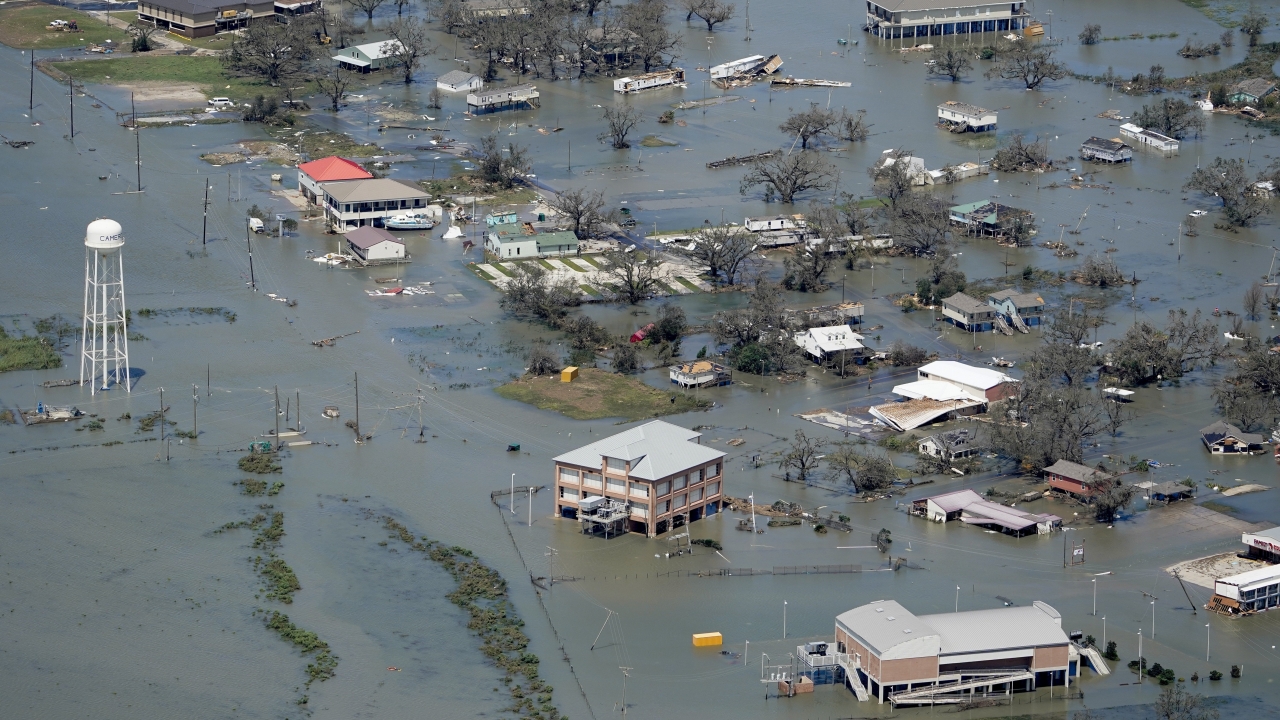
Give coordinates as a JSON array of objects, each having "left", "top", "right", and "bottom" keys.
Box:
[
  {"left": 552, "top": 420, "right": 725, "bottom": 537},
  {"left": 864, "top": 0, "right": 1034, "bottom": 41}
]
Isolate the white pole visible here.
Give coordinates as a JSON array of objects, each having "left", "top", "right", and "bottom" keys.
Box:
[
  {"left": 528, "top": 487, "right": 532, "bottom": 527},
  {"left": 783, "top": 601, "right": 787, "bottom": 638},
  {"left": 1151, "top": 600, "right": 1156, "bottom": 638},
  {"left": 1102, "top": 616, "right": 1106, "bottom": 649},
  {"left": 1138, "top": 630, "right": 1143, "bottom": 682},
  {"left": 745, "top": 640, "right": 749, "bottom": 665},
  {"left": 1206, "top": 623, "right": 1210, "bottom": 661},
  {"left": 1093, "top": 579, "right": 1097, "bottom": 615},
  {"left": 955, "top": 586, "right": 960, "bottom": 612},
  {"left": 511, "top": 473, "right": 515, "bottom": 515}
]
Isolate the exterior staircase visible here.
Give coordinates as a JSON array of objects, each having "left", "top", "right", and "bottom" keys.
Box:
[
  {"left": 1010, "top": 312, "right": 1029, "bottom": 333},
  {"left": 1078, "top": 645, "right": 1111, "bottom": 675},
  {"left": 993, "top": 314, "right": 1015, "bottom": 336},
  {"left": 887, "top": 670, "right": 1034, "bottom": 706},
  {"left": 835, "top": 653, "right": 870, "bottom": 701}
]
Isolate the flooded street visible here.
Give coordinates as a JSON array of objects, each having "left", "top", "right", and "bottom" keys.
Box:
[{"left": 3, "top": 0, "right": 1280, "bottom": 716}]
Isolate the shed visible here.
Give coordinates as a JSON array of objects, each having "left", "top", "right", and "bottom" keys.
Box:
[
  {"left": 1228, "top": 78, "right": 1277, "bottom": 105},
  {"left": 1200, "top": 420, "right": 1266, "bottom": 454},
  {"left": 1080, "top": 137, "right": 1132, "bottom": 163},
  {"left": 561, "top": 366, "right": 579, "bottom": 383},
  {"left": 344, "top": 226, "right": 405, "bottom": 262},
  {"left": 437, "top": 70, "right": 483, "bottom": 93}
]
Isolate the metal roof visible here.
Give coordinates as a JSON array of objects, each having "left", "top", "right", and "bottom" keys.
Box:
[
  {"left": 1216, "top": 562, "right": 1280, "bottom": 589},
  {"left": 918, "top": 360, "right": 1014, "bottom": 390},
  {"left": 535, "top": 231, "right": 580, "bottom": 250},
  {"left": 298, "top": 156, "right": 373, "bottom": 183},
  {"left": 1231, "top": 78, "right": 1277, "bottom": 98},
  {"left": 552, "top": 420, "right": 725, "bottom": 481},
  {"left": 924, "top": 488, "right": 984, "bottom": 513},
  {"left": 344, "top": 226, "right": 402, "bottom": 249},
  {"left": 1081, "top": 136, "right": 1129, "bottom": 153},
  {"left": 938, "top": 100, "right": 993, "bottom": 117},
  {"left": 869, "top": 396, "right": 982, "bottom": 431},
  {"left": 942, "top": 292, "right": 989, "bottom": 314},
  {"left": 796, "top": 325, "right": 864, "bottom": 355},
  {"left": 342, "top": 39, "right": 404, "bottom": 61},
  {"left": 438, "top": 70, "right": 480, "bottom": 85},
  {"left": 874, "top": 0, "right": 1017, "bottom": 12},
  {"left": 892, "top": 379, "right": 981, "bottom": 402},
  {"left": 1246, "top": 526, "right": 1280, "bottom": 542},
  {"left": 988, "top": 289, "right": 1044, "bottom": 308},
  {"left": 835, "top": 600, "right": 942, "bottom": 659},
  {"left": 1043, "top": 459, "right": 1110, "bottom": 484},
  {"left": 1201, "top": 420, "right": 1264, "bottom": 445},
  {"left": 320, "top": 178, "right": 428, "bottom": 203},
  {"left": 924, "top": 602, "right": 1067, "bottom": 655}
]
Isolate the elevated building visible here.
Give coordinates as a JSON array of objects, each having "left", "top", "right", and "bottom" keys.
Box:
[
  {"left": 834, "top": 599, "right": 1075, "bottom": 705},
  {"left": 937, "top": 101, "right": 996, "bottom": 133},
  {"left": 553, "top": 420, "right": 725, "bottom": 537},
  {"left": 865, "top": 0, "right": 1033, "bottom": 41}
]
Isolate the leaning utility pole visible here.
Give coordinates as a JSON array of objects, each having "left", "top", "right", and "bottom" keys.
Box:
[{"left": 201, "top": 181, "right": 210, "bottom": 245}]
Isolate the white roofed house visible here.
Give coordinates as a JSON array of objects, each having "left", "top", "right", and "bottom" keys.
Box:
[
  {"left": 795, "top": 325, "right": 865, "bottom": 363},
  {"left": 937, "top": 101, "right": 997, "bottom": 133},
  {"left": 436, "top": 70, "right": 483, "bottom": 93},
  {"left": 467, "top": 84, "right": 540, "bottom": 114},
  {"left": 1119, "top": 123, "right": 1180, "bottom": 155},
  {"left": 333, "top": 39, "right": 404, "bottom": 73},
  {"left": 870, "top": 361, "right": 1017, "bottom": 432},
  {"left": 833, "top": 599, "right": 1074, "bottom": 705},
  {"left": 553, "top": 420, "right": 726, "bottom": 538},
  {"left": 865, "top": 0, "right": 1034, "bottom": 41},
  {"left": 910, "top": 488, "right": 1060, "bottom": 535}
]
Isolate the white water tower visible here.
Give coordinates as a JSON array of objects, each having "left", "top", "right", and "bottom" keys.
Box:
[{"left": 80, "top": 218, "right": 130, "bottom": 394}]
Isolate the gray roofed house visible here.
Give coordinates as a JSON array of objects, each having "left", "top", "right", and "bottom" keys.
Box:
[
  {"left": 1200, "top": 421, "right": 1266, "bottom": 454},
  {"left": 343, "top": 226, "right": 405, "bottom": 263},
  {"left": 437, "top": 70, "right": 483, "bottom": 92},
  {"left": 1229, "top": 78, "right": 1277, "bottom": 105},
  {"left": 936, "top": 101, "right": 998, "bottom": 133},
  {"left": 867, "top": 0, "right": 1034, "bottom": 45},
  {"left": 553, "top": 420, "right": 727, "bottom": 537},
  {"left": 320, "top": 178, "right": 428, "bottom": 204},
  {"left": 1080, "top": 136, "right": 1132, "bottom": 163},
  {"left": 317, "top": 178, "right": 430, "bottom": 231},
  {"left": 1147, "top": 480, "right": 1196, "bottom": 503},
  {"left": 941, "top": 291, "right": 997, "bottom": 330}
]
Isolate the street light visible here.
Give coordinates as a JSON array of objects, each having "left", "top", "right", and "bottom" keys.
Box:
[
  {"left": 783, "top": 601, "right": 788, "bottom": 638},
  {"left": 1206, "top": 623, "right": 1211, "bottom": 661},
  {"left": 1102, "top": 616, "right": 1106, "bottom": 649},
  {"left": 1151, "top": 600, "right": 1156, "bottom": 638},
  {"left": 1092, "top": 578, "right": 1097, "bottom": 615},
  {"left": 955, "top": 586, "right": 960, "bottom": 612}
]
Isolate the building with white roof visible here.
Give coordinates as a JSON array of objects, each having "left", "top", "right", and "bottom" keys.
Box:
[
  {"left": 436, "top": 70, "right": 483, "bottom": 92},
  {"left": 1243, "top": 526, "right": 1280, "bottom": 563},
  {"left": 866, "top": 0, "right": 1034, "bottom": 41},
  {"left": 552, "top": 420, "right": 726, "bottom": 537},
  {"left": 915, "top": 360, "right": 1017, "bottom": 401},
  {"left": 910, "top": 489, "right": 1060, "bottom": 535},
  {"left": 1210, "top": 563, "right": 1280, "bottom": 615},
  {"left": 869, "top": 361, "right": 1017, "bottom": 431},
  {"left": 1119, "top": 123, "right": 1180, "bottom": 155},
  {"left": 937, "top": 101, "right": 997, "bottom": 133},
  {"left": 333, "top": 39, "right": 404, "bottom": 73},
  {"left": 795, "top": 325, "right": 864, "bottom": 362},
  {"left": 833, "top": 599, "right": 1074, "bottom": 705}
]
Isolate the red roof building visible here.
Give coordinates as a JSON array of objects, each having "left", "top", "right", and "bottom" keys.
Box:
[{"left": 297, "top": 156, "right": 373, "bottom": 203}]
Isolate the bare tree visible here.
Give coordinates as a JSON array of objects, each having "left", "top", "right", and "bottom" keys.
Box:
[
  {"left": 1109, "top": 308, "right": 1224, "bottom": 383},
  {"left": 500, "top": 263, "right": 583, "bottom": 322},
  {"left": 1079, "top": 23, "right": 1101, "bottom": 45},
  {"left": 688, "top": 0, "right": 733, "bottom": 31},
  {"left": 984, "top": 42, "right": 1067, "bottom": 89},
  {"left": 598, "top": 105, "right": 643, "bottom": 148},
  {"left": 1146, "top": 63, "right": 1167, "bottom": 92},
  {"left": 602, "top": 249, "right": 663, "bottom": 304},
  {"left": 1244, "top": 280, "right": 1265, "bottom": 320},
  {"left": 1241, "top": 7, "right": 1270, "bottom": 47},
  {"left": 991, "top": 133, "right": 1051, "bottom": 171},
  {"left": 313, "top": 65, "right": 354, "bottom": 111},
  {"left": 836, "top": 108, "right": 871, "bottom": 142},
  {"left": 393, "top": 0, "right": 412, "bottom": 14},
  {"left": 779, "top": 103, "right": 838, "bottom": 149},
  {"left": 426, "top": 87, "right": 443, "bottom": 109},
  {"left": 1045, "top": 301, "right": 1104, "bottom": 346},
  {"left": 1184, "top": 157, "right": 1271, "bottom": 227},
  {"left": 472, "top": 133, "right": 530, "bottom": 189},
  {"left": 1213, "top": 379, "right": 1276, "bottom": 431},
  {"left": 927, "top": 46, "right": 972, "bottom": 81},
  {"left": 548, "top": 187, "right": 610, "bottom": 239},
  {"left": 673, "top": 225, "right": 757, "bottom": 284},
  {"left": 778, "top": 430, "right": 826, "bottom": 481},
  {"left": 1154, "top": 684, "right": 1220, "bottom": 720},
  {"left": 1221, "top": 29, "right": 1235, "bottom": 47},
  {"left": 348, "top": 0, "right": 387, "bottom": 19},
  {"left": 783, "top": 238, "right": 836, "bottom": 292},
  {"left": 525, "top": 340, "right": 562, "bottom": 375},
  {"left": 827, "top": 441, "right": 897, "bottom": 491},
  {"left": 741, "top": 151, "right": 836, "bottom": 204},
  {"left": 868, "top": 149, "right": 917, "bottom": 211},
  {"left": 223, "top": 21, "right": 318, "bottom": 86},
  {"left": 382, "top": 18, "right": 432, "bottom": 84},
  {"left": 621, "top": 0, "right": 682, "bottom": 72},
  {"left": 890, "top": 194, "right": 951, "bottom": 257},
  {"left": 1134, "top": 98, "right": 1205, "bottom": 139}
]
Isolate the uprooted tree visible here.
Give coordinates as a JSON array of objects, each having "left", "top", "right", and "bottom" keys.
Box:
[{"left": 991, "top": 133, "right": 1051, "bottom": 172}]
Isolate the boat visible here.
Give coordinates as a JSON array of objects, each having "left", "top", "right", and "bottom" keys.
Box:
[
  {"left": 264, "top": 427, "right": 307, "bottom": 438},
  {"left": 312, "top": 252, "right": 353, "bottom": 266},
  {"left": 22, "top": 403, "right": 84, "bottom": 425},
  {"left": 386, "top": 212, "right": 437, "bottom": 230},
  {"left": 323, "top": 405, "right": 340, "bottom": 419},
  {"left": 991, "top": 357, "right": 1015, "bottom": 368}
]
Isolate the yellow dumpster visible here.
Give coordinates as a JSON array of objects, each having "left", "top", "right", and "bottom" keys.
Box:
[
  {"left": 561, "top": 366, "right": 579, "bottom": 383},
  {"left": 692, "top": 632, "right": 723, "bottom": 647}
]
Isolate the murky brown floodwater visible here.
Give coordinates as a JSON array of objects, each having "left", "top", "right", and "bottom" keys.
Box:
[{"left": 3, "top": 0, "right": 1280, "bottom": 717}]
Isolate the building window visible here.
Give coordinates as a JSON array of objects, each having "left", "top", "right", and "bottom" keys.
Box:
[
  {"left": 606, "top": 478, "right": 625, "bottom": 495},
  {"left": 658, "top": 500, "right": 669, "bottom": 514},
  {"left": 696, "top": 469, "right": 705, "bottom": 483},
  {"left": 691, "top": 488, "right": 703, "bottom": 503},
  {"left": 583, "top": 472, "right": 602, "bottom": 490},
  {"left": 559, "top": 467, "right": 578, "bottom": 484},
  {"left": 707, "top": 481, "right": 719, "bottom": 497},
  {"left": 559, "top": 487, "right": 579, "bottom": 500},
  {"left": 674, "top": 475, "right": 688, "bottom": 491},
  {"left": 605, "top": 457, "right": 626, "bottom": 473},
  {"left": 712, "top": 462, "right": 721, "bottom": 477},
  {"left": 656, "top": 480, "right": 670, "bottom": 497},
  {"left": 629, "top": 483, "right": 649, "bottom": 498},
  {"left": 629, "top": 502, "right": 648, "bottom": 518},
  {"left": 675, "top": 494, "right": 687, "bottom": 509}
]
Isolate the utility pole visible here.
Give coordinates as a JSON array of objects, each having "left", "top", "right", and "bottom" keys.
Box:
[
  {"left": 207, "top": 363, "right": 211, "bottom": 396},
  {"left": 193, "top": 384, "right": 198, "bottom": 437},
  {"left": 527, "top": 486, "right": 532, "bottom": 527},
  {"left": 1138, "top": 630, "right": 1143, "bottom": 682},
  {"left": 135, "top": 120, "right": 142, "bottom": 191},
  {"left": 274, "top": 385, "right": 280, "bottom": 445},
  {"left": 30, "top": 50, "right": 34, "bottom": 111},
  {"left": 511, "top": 473, "right": 516, "bottom": 515},
  {"left": 246, "top": 220, "right": 256, "bottom": 290},
  {"left": 782, "top": 600, "right": 787, "bottom": 638},
  {"left": 202, "top": 180, "right": 210, "bottom": 245},
  {"left": 68, "top": 77, "right": 74, "bottom": 138},
  {"left": 354, "top": 371, "right": 360, "bottom": 442},
  {"left": 545, "top": 546, "right": 557, "bottom": 586},
  {"left": 619, "top": 667, "right": 633, "bottom": 715},
  {"left": 159, "top": 388, "right": 165, "bottom": 440}
]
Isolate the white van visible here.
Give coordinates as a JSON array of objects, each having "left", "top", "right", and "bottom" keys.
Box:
[
  {"left": 208, "top": 97, "right": 234, "bottom": 108},
  {"left": 249, "top": 218, "right": 265, "bottom": 233}
]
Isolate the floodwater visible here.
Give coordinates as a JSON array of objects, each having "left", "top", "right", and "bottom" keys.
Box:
[{"left": 2, "top": 0, "right": 1280, "bottom": 717}]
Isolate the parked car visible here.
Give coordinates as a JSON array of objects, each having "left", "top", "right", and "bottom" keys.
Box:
[
  {"left": 208, "top": 97, "right": 234, "bottom": 109},
  {"left": 1188, "top": 209, "right": 1208, "bottom": 218}
]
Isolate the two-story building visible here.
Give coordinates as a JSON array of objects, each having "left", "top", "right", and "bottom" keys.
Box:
[
  {"left": 297, "top": 155, "right": 373, "bottom": 206},
  {"left": 987, "top": 289, "right": 1045, "bottom": 328},
  {"left": 937, "top": 101, "right": 997, "bottom": 133},
  {"left": 318, "top": 178, "right": 430, "bottom": 230},
  {"left": 865, "top": 0, "right": 1034, "bottom": 41},
  {"left": 834, "top": 599, "right": 1074, "bottom": 705},
  {"left": 941, "top": 292, "right": 996, "bottom": 331},
  {"left": 1043, "top": 459, "right": 1112, "bottom": 499},
  {"left": 137, "top": 0, "right": 274, "bottom": 37},
  {"left": 949, "top": 200, "right": 1035, "bottom": 238},
  {"left": 553, "top": 420, "right": 726, "bottom": 538}
]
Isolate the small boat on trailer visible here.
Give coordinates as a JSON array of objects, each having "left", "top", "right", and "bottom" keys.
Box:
[{"left": 386, "top": 213, "right": 436, "bottom": 230}]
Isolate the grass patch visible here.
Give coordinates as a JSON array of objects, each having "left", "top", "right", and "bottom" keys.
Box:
[
  {"left": 495, "top": 367, "right": 710, "bottom": 421},
  {"left": 419, "top": 172, "right": 539, "bottom": 205},
  {"left": 239, "top": 453, "right": 282, "bottom": 474},
  {"left": 489, "top": 263, "right": 515, "bottom": 277},
  {"left": 264, "top": 611, "right": 337, "bottom": 685},
  {"left": 855, "top": 197, "right": 890, "bottom": 209},
  {"left": 1195, "top": 41, "right": 1280, "bottom": 87},
  {"left": 298, "top": 127, "right": 381, "bottom": 159},
  {"left": 657, "top": 280, "right": 679, "bottom": 295},
  {"left": 580, "top": 284, "right": 602, "bottom": 296},
  {"left": 50, "top": 54, "right": 302, "bottom": 105},
  {"left": 1201, "top": 500, "right": 1240, "bottom": 515},
  {"left": 470, "top": 264, "right": 496, "bottom": 281},
  {"left": 537, "top": 259, "right": 556, "bottom": 271},
  {"left": 560, "top": 258, "right": 587, "bottom": 272},
  {"left": 0, "top": 327, "right": 62, "bottom": 373},
  {"left": 640, "top": 134, "right": 678, "bottom": 147},
  {"left": 674, "top": 276, "right": 702, "bottom": 293},
  {"left": 579, "top": 255, "right": 604, "bottom": 269},
  {"left": 0, "top": 3, "right": 131, "bottom": 50}
]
